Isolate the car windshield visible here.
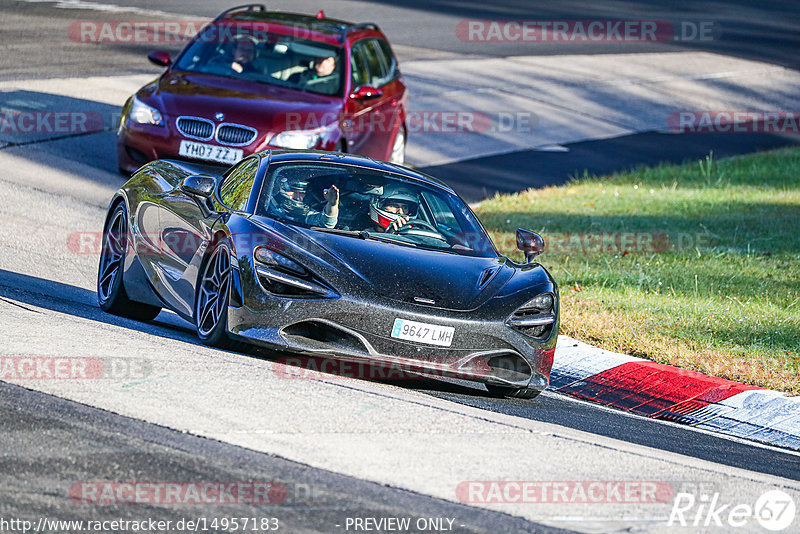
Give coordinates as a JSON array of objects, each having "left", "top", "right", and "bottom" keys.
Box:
[
  {"left": 256, "top": 162, "right": 498, "bottom": 257},
  {"left": 173, "top": 23, "right": 344, "bottom": 96}
]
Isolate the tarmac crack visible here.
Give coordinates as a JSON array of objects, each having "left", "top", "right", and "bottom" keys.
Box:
[{"left": 0, "top": 296, "right": 42, "bottom": 313}]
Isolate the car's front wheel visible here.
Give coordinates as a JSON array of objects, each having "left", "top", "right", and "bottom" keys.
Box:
[
  {"left": 97, "top": 203, "right": 161, "bottom": 321},
  {"left": 195, "top": 239, "right": 234, "bottom": 347}
]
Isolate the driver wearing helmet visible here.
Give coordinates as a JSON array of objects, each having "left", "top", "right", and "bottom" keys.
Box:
[
  {"left": 273, "top": 175, "right": 339, "bottom": 228},
  {"left": 369, "top": 184, "right": 419, "bottom": 233}
]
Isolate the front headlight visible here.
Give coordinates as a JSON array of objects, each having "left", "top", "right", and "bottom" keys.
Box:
[
  {"left": 254, "top": 246, "right": 307, "bottom": 277},
  {"left": 253, "top": 246, "right": 335, "bottom": 298},
  {"left": 507, "top": 292, "right": 556, "bottom": 339},
  {"left": 129, "top": 96, "right": 163, "bottom": 126},
  {"left": 269, "top": 122, "right": 337, "bottom": 150},
  {"left": 269, "top": 129, "right": 321, "bottom": 150}
]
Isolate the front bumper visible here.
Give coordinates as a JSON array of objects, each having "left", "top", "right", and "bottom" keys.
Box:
[
  {"left": 116, "top": 117, "right": 266, "bottom": 174},
  {"left": 226, "top": 292, "right": 555, "bottom": 392},
  {"left": 117, "top": 116, "right": 344, "bottom": 174}
]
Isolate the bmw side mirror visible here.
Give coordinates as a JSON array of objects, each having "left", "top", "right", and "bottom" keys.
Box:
[
  {"left": 181, "top": 175, "right": 215, "bottom": 198},
  {"left": 516, "top": 229, "right": 545, "bottom": 263},
  {"left": 349, "top": 85, "right": 382, "bottom": 100},
  {"left": 148, "top": 50, "right": 171, "bottom": 67}
]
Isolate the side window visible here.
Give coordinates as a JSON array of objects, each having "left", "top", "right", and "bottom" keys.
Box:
[
  {"left": 353, "top": 39, "right": 389, "bottom": 88},
  {"left": 218, "top": 157, "right": 259, "bottom": 211},
  {"left": 422, "top": 192, "right": 459, "bottom": 230},
  {"left": 350, "top": 43, "right": 370, "bottom": 89},
  {"left": 374, "top": 39, "right": 397, "bottom": 83}
]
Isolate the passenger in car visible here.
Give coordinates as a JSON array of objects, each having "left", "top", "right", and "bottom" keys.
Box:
[
  {"left": 289, "top": 56, "right": 338, "bottom": 90},
  {"left": 271, "top": 176, "right": 339, "bottom": 228},
  {"left": 230, "top": 36, "right": 259, "bottom": 74}
]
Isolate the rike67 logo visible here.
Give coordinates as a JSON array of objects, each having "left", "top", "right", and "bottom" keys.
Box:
[{"left": 669, "top": 489, "right": 796, "bottom": 531}]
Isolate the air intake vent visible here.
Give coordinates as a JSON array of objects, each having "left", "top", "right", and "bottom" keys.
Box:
[
  {"left": 176, "top": 117, "right": 214, "bottom": 139},
  {"left": 477, "top": 267, "right": 498, "bottom": 288},
  {"left": 217, "top": 124, "right": 257, "bottom": 146}
]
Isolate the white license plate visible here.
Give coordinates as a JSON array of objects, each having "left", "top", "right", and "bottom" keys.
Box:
[
  {"left": 179, "top": 140, "right": 243, "bottom": 164},
  {"left": 391, "top": 318, "right": 455, "bottom": 347}
]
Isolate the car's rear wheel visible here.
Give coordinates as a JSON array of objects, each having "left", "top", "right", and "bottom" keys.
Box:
[
  {"left": 195, "top": 239, "right": 235, "bottom": 347},
  {"left": 389, "top": 126, "right": 405, "bottom": 165},
  {"left": 97, "top": 203, "right": 161, "bottom": 321},
  {"left": 485, "top": 385, "right": 542, "bottom": 400}
]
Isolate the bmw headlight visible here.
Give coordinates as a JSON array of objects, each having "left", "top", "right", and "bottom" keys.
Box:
[
  {"left": 269, "top": 129, "right": 321, "bottom": 150},
  {"left": 269, "top": 122, "right": 336, "bottom": 150},
  {"left": 129, "top": 96, "right": 164, "bottom": 126},
  {"left": 507, "top": 292, "right": 556, "bottom": 339}
]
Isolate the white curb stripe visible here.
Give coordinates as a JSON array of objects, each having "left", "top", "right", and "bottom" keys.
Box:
[
  {"left": 551, "top": 336, "right": 800, "bottom": 451},
  {"left": 550, "top": 335, "right": 642, "bottom": 389}
]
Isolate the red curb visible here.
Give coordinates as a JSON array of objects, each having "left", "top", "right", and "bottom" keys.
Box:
[{"left": 556, "top": 361, "right": 761, "bottom": 419}]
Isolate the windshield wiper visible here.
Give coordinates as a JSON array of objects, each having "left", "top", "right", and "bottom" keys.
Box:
[
  {"left": 361, "top": 232, "right": 418, "bottom": 247},
  {"left": 309, "top": 227, "right": 367, "bottom": 239}
]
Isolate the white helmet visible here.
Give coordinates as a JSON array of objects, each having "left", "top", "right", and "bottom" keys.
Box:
[{"left": 369, "top": 184, "right": 419, "bottom": 230}]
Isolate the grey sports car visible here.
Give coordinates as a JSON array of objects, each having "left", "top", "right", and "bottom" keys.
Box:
[{"left": 97, "top": 150, "right": 558, "bottom": 398}]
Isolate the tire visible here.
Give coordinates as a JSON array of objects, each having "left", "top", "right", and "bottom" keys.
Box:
[
  {"left": 485, "top": 385, "right": 542, "bottom": 400},
  {"left": 97, "top": 202, "right": 161, "bottom": 321},
  {"left": 389, "top": 126, "right": 405, "bottom": 165},
  {"left": 194, "top": 239, "right": 236, "bottom": 348}
]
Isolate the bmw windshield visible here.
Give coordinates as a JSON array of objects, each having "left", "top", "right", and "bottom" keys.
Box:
[
  {"left": 173, "top": 23, "right": 345, "bottom": 97},
  {"left": 257, "top": 162, "right": 499, "bottom": 258}
]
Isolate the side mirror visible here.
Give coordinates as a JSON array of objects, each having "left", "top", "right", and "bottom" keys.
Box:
[
  {"left": 181, "top": 175, "right": 215, "bottom": 198},
  {"left": 148, "top": 50, "right": 171, "bottom": 67},
  {"left": 516, "top": 229, "right": 545, "bottom": 263},
  {"left": 349, "top": 85, "right": 382, "bottom": 100}
]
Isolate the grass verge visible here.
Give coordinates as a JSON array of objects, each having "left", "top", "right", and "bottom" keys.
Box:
[{"left": 476, "top": 148, "right": 800, "bottom": 394}]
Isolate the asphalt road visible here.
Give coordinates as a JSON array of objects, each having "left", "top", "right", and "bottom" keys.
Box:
[
  {"left": 424, "top": 130, "right": 800, "bottom": 202},
  {"left": 2, "top": 266, "right": 798, "bottom": 486},
  {"left": 0, "top": 380, "right": 563, "bottom": 534},
  {"left": 3, "top": 0, "right": 799, "bottom": 200},
  {"left": 9, "top": 0, "right": 797, "bottom": 67}
]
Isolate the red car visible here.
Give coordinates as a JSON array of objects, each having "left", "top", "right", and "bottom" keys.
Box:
[{"left": 117, "top": 5, "right": 408, "bottom": 173}]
